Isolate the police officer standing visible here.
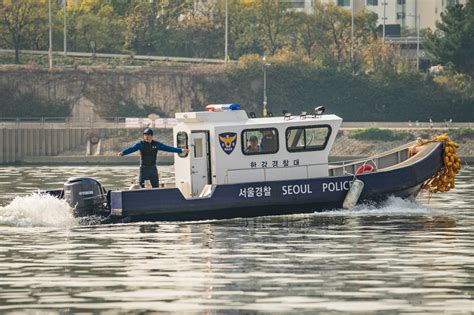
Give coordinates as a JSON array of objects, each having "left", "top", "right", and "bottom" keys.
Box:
[{"left": 118, "top": 128, "right": 189, "bottom": 188}]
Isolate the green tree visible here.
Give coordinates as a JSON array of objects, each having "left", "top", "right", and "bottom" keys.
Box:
[
  {"left": 26, "top": 2, "right": 49, "bottom": 51},
  {"left": 424, "top": 0, "right": 474, "bottom": 75},
  {"left": 124, "top": 0, "right": 161, "bottom": 54},
  {"left": 256, "top": 0, "right": 290, "bottom": 55},
  {"left": 228, "top": 1, "right": 264, "bottom": 57},
  {"left": 124, "top": 0, "right": 192, "bottom": 55},
  {"left": 109, "top": 0, "right": 134, "bottom": 16},
  {"left": 317, "top": 4, "right": 353, "bottom": 69},
  {"left": 173, "top": 15, "right": 223, "bottom": 58},
  {"left": 0, "top": 0, "right": 42, "bottom": 63},
  {"left": 293, "top": 11, "right": 326, "bottom": 59},
  {"left": 66, "top": 0, "right": 125, "bottom": 53},
  {"left": 225, "top": 0, "right": 291, "bottom": 58}
]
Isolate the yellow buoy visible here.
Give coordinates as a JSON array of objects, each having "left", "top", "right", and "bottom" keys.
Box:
[{"left": 422, "top": 134, "right": 461, "bottom": 194}]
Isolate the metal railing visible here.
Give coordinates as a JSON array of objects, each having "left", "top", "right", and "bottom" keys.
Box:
[
  {"left": 1, "top": 117, "right": 472, "bottom": 130},
  {"left": 340, "top": 121, "right": 474, "bottom": 129},
  {"left": 0, "top": 117, "right": 177, "bottom": 129},
  {"left": 0, "top": 48, "right": 236, "bottom": 65}
]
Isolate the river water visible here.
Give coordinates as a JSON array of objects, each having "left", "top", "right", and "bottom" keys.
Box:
[{"left": 0, "top": 165, "right": 472, "bottom": 314}]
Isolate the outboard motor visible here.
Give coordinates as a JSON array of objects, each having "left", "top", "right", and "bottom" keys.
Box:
[{"left": 63, "top": 177, "right": 108, "bottom": 217}]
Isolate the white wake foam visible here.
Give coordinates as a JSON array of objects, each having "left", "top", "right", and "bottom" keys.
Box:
[
  {"left": 313, "top": 196, "right": 433, "bottom": 217},
  {"left": 0, "top": 193, "right": 77, "bottom": 227}
]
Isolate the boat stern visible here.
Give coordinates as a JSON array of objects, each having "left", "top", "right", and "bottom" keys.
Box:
[{"left": 110, "top": 191, "right": 123, "bottom": 217}]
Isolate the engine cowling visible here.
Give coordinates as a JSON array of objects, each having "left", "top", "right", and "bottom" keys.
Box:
[{"left": 63, "top": 177, "right": 108, "bottom": 217}]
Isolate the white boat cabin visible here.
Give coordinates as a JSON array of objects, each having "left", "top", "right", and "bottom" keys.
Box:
[{"left": 173, "top": 109, "right": 342, "bottom": 197}]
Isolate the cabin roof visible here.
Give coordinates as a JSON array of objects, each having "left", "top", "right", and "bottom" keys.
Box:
[{"left": 175, "top": 110, "right": 342, "bottom": 127}]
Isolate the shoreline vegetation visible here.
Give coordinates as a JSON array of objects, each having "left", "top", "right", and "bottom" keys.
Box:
[
  {"left": 1, "top": 59, "right": 473, "bottom": 122},
  {"left": 1, "top": 1, "right": 473, "bottom": 122}
]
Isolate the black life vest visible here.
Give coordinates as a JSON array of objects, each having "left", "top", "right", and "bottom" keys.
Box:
[{"left": 139, "top": 141, "right": 160, "bottom": 166}]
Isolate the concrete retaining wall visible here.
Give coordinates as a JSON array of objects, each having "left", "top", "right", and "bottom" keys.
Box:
[{"left": 0, "top": 128, "right": 87, "bottom": 164}]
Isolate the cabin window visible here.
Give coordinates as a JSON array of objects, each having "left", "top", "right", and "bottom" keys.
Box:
[
  {"left": 241, "top": 128, "right": 279, "bottom": 155},
  {"left": 176, "top": 131, "right": 189, "bottom": 158},
  {"left": 194, "top": 138, "right": 203, "bottom": 158},
  {"left": 286, "top": 125, "right": 331, "bottom": 152}
]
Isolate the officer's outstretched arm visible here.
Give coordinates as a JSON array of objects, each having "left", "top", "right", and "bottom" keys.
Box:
[
  {"left": 120, "top": 142, "right": 143, "bottom": 156},
  {"left": 157, "top": 142, "right": 183, "bottom": 154}
]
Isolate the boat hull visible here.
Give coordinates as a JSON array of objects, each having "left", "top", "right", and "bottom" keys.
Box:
[{"left": 108, "top": 143, "right": 443, "bottom": 222}]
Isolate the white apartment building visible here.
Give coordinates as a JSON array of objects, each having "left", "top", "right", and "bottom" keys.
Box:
[{"left": 288, "top": 0, "right": 466, "bottom": 30}]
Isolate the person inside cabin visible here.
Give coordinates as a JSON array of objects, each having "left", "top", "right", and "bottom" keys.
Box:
[
  {"left": 118, "top": 128, "right": 189, "bottom": 188},
  {"left": 246, "top": 135, "right": 261, "bottom": 153},
  {"left": 260, "top": 129, "right": 277, "bottom": 152}
]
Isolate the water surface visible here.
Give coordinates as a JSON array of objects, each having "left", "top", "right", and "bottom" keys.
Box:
[{"left": 0, "top": 165, "right": 472, "bottom": 313}]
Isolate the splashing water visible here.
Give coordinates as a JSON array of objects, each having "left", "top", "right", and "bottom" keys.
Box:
[
  {"left": 0, "top": 193, "right": 77, "bottom": 227},
  {"left": 313, "top": 196, "right": 434, "bottom": 217}
]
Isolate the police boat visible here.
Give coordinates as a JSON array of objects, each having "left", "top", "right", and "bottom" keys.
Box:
[{"left": 46, "top": 105, "right": 456, "bottom": 223}]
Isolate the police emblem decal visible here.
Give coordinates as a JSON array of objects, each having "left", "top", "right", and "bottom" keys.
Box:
[{"left": 218, "top": 132, "right": 237, "bottom": 155}]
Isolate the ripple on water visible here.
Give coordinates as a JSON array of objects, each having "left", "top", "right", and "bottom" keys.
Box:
[{"left": 0, "top": 166, "right": 472, "bottom": 313}]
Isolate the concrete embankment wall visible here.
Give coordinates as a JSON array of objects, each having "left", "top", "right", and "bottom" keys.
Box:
[
  {"left": 0, "top": 67, "right": 205, "bottom": 121},
  {"left": 0, "top": 129, "right": 87, "bottom": 164}
]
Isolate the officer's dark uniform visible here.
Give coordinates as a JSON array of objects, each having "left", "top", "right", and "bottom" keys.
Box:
[
  {"left": 120, "top": 129, "right": 182, "bottom": 188},
  {"left": 260, "top": 131, "right": 278, "bottom": 152}
]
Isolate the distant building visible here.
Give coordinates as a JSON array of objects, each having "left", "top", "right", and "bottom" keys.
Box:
[
  {"left": 189, "top": 0, "right": 467, "bottom": 31},
  {"left": 316, "top": 0, "right": 467, "bottom": 31}
]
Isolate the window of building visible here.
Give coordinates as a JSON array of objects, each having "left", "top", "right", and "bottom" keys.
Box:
[
  {"left": 337, "top": 0, "right": 350, "bottom": 7},
  {"left": 397, "top": 0, "right": 406, "bottom": 4},
  {"left": 396, "top": 12, "right": 406, "bottom": 19},
  {"left": 176, "top": 131, "right": 189, "bottom": 158},
  {"left": 283, "top": 0, "right": 306, "bottom": 8},
  {"left": 367, "top": 0, "right": 378, "bottom": 6},
  {"left": 242, "top": 128, "right": 279, "bottom": 155},
  {"left": 286, "top": 125, "right": 331, "bottom": 152}
]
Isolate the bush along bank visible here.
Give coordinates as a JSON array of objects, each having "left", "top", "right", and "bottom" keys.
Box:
[
  {"left": 0, "top": 88, "right": 71, "bottom": 117},
  {"left": 195, "top": 57, "right": 474, "bottom": 122}
]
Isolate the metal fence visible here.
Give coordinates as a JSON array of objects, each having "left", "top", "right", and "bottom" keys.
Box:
[
  {"left": 0, "top": 117, "right": 177, "bottom": 129},
  {"left": 1, "top": 117, "right": 472, "bottom": 130},
  {"left": 0, "top": 49, "right": 236, "bottom": 65}
]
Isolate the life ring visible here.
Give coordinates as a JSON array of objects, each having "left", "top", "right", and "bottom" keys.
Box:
[
  {"left": 89, "top": 134, "right": 100, "bottom": 145},
  {"left": 355, "top": 164, "right": 375, "bottom": 174}
]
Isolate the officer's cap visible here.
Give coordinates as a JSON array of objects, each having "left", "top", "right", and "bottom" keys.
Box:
[{"left": 143, "top": 128, "right": 153, "bottom": 135}]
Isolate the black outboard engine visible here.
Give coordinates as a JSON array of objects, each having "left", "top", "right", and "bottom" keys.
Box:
[{"left": 63, "top": 177, "right": 108, "bottom": 217}]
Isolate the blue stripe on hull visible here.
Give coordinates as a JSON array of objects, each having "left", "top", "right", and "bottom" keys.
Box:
[{"left": 110, "top": 143, "right": 443, "bottom": 222}]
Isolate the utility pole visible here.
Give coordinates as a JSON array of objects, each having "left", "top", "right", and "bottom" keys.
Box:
[
  {"left": 225, "top": 0, "right": 228, "bottom": 63},
  {"left": 262, "top": 55, "right": 270, "bottom": 117},
  {"left": 48, "top": 0, "right": 53, "bottom": 69},
  {"left": 351, "top": 0, "right": 354, "bottom": 65},
  {"left": 416, "top": 13, "right": 420, "bottom": 71},
  {"left": 407, "top": 13, "right": 421, "bottom": 72},
  {"left": 64, "top": 0, "right": 67, "bottom": 56},
  {"left": 382, "top": 1, "right": 386, "bottom": 43}
]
